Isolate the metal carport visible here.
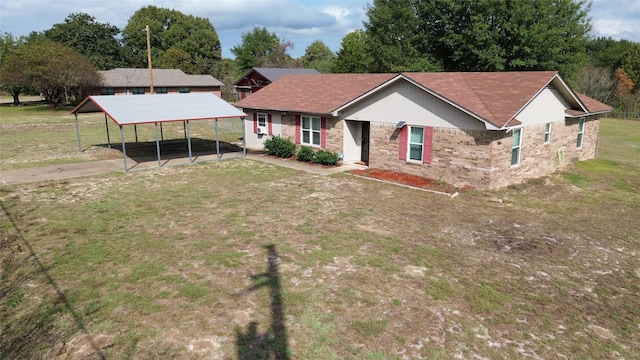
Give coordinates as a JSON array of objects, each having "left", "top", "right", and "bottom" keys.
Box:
[{"left": 71, "top": 93, "right": 247, "bottom": 171}]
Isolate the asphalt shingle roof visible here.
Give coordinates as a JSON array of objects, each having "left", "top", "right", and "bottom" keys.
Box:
[
  {"left": 99, "top": 68, "right": 223, "bottom": 87},
  {"left": 235, "top": 71, "right": 612, "bottom": 128}
]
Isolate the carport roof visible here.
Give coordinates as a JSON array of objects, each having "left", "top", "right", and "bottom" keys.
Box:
[{"left": 71, "top": 93, "right": 246, "bottom": 126}]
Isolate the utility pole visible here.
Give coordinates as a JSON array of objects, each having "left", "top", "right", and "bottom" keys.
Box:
[{"left": 146, "top": 25, "right": 154, "bottom": 94}]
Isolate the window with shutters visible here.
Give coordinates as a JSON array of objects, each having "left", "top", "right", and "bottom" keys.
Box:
[
  {"left": 408, "top": 126, "right": 424, "bottom": 162},
  {"left": 257, "top": 113, "right": 267, "bottom": 128},
  {"left": 302, "top": 116, "right": 321, "bottom": 146}
]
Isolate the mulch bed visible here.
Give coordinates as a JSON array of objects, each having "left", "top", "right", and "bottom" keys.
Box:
[{"left": 351, "top": 168, "right": 467, "bottom": 194}]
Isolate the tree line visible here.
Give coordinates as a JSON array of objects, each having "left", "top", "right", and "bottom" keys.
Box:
[{"left": 1, "top": 1, "right": 639, "bottom": 114}]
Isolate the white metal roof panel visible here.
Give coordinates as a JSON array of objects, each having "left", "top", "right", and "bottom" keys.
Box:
[{"left": 72, "top": 93, "right": 246, "bottom": 125}]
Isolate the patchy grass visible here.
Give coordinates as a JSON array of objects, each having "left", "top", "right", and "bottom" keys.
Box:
[
  {"left": 1, "top": 113, "right": 639, "bottom": 359},
  {"left": 1, "top": 156, "right": 638, "bottom": 359}
]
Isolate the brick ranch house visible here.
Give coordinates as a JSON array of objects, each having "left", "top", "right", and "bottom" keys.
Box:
[
  {"left": 97, "top": 68, "right": 224, "bottom": 97},
  {"left": 234, "top": 72, "right": 612, "bottom": 189}
]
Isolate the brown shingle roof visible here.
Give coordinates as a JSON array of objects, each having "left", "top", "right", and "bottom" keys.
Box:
[
  {"left": 235, "top": 73, "right": 396, "bottom": 115},
  {"left": 575, "top": 92, "right": 614, "bottom": 113},
  {"left": 235, "top": 71, "right": 610, "bottom": 128},
  {"left": 404, "top": 71, "right": 558, "bottom": 127}
]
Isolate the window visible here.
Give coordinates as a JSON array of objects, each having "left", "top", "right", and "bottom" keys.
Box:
[
  {"left": 179, "top": 87, "right": 190, "bottom": 93},
  {"left": 301, "top": 116, "right": 321, "bottom": 146},
  {"left": 577, "top": 117, "right": 585, "bottom": 149},
  {"left": 511, "top": 128, "right": 522, "bottom": 166},
  {"left": 155, "top": 87, "right": 168, "bottom": 94},
  {"left": 132, "top": 87, "right": 145, "bottom": 95},
  {"left": 544, "top": 123, "right": 552, "bottom": 144},
  {"left": 257, "top": 113, "right": 267, "bottom": 128},
  {"left": 408, "top": 126, "right": 424, "bottom": 162},
  {"left": 101, "top": 87, "right": 115, "bottom": 95}
]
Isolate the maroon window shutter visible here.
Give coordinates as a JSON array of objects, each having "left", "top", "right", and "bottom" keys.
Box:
[
  {"left": 295, "top": 115, "right": 301, "bottom": 144},
  {"left": 321, "top": 117, "right": 327, "bottom": 148},
  {"left": 423, "top": 126, "right": 433, "bottom": 164},
  {"left": 267, "top": 114, "right": 273, "bottom": 135},
  {"left": 253, "top": 112, "right": 258, "bottom": 134},
  {"left": 399, "top": 126, "right": 408, "bottom": 160}
]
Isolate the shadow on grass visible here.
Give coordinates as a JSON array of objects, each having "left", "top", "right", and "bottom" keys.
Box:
[
  {"left": 94, "top": 137, "right": 246, "bottom": 169},
  {"left": 236, "top": 244, "right": 290, "bottom": 360},
  {"left": 0, "top": 201, "right": 106, "bottom": 359}
]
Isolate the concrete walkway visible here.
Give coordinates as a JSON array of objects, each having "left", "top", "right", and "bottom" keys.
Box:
[{"left": 0, "top": 151, "right": 366, "bottom": 186}]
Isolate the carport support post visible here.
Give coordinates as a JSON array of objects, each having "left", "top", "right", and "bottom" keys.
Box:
[
  {"left": 186, "top": 120, "right": 193, "bottom": 163},
  {"left": 155, "top": 122, "right": 161, "bottom": 168},
  {"left": 215, "top": 119, "right": 221, "bottom": 160},
  {"left": 134, "top": 124, "right": 139, "bottom": 143},
  {"left": 74, "top": 113, "right": 82, "bottom": 152},
  {"left": 120, "top": 125, "right": 128, "bottom": 171},
  {"left": 105, "top": 114, "right": 111, "bottom": 149},
  {"left": 242, "top": 117, "right": 247, "bottom": 157}
]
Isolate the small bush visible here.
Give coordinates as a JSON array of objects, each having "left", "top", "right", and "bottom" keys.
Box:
[
  {"left": 264, "top": 135, "right": 295, "bottom": 158},
  {"left": 312, "top": 149, "right": 339, "bottom": 166},
  {"left": 297, "top": 146, "right": 315, "bottom": 162}
]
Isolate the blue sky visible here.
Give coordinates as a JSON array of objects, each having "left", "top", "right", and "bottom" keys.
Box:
[{"left": 1, "top": 0, "right": 639, "bottom": 59}]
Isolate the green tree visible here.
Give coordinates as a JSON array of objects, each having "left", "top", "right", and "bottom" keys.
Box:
[
  {"left": 301, "top": 40, "right": 335, "bottom": 73},
  {"left": 365, "top": 0, "right": 591, "bottom": 79},
  {"left": 44, "top": 13, "right": 124, "bottom": 70},
  {"left": 620, "top": 44, "right": 640, "bottom": 93},
  {"left": 231, "top": 27, "right": 294, "bottom": 72},
  {"left": 157, "top": 47, "right": 196, "bottom": 74},
  {"left": 333, "top": 30, "right": 372, "bottom": 73},
  {"left": 121, "top": 6, "right": 221, "bottom": 74},
  {"left": 586, "top": 37, "right": 635, "bottom": 69},
  {"left": 0, "top": 42, "right": 101, "bottom": 109}
]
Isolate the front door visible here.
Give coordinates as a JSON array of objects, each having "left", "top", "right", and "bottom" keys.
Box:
[{"left": 360, "top": 122, "right": 370, "bottom": 165}]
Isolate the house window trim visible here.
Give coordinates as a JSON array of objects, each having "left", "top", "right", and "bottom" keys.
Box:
[
  {"left": 179, "top": 87, "right": 190, "bottom": 93},
  {"left": 301, "top": 115, "right": 322, "bottom": 147},
  {"left": 155, "top": 87, "right": 168, "bottom": 94},
  {"left": 511, "top": 128, "right": 522, "bottom": 167},
  {"left": 257, "top": 113, "right": 267, "bottom": 128},
  {"left": 577, "top": 117, "right": 585, "bottom": 149},
  {"left": 544, "top": 123, "right": 552, "bottom": 144},
  {"left": 132, "top": 87, "right": 145, "bottom": 95},
  {"left": 407, "top": 126, "right": 425, "bottom": 163}
]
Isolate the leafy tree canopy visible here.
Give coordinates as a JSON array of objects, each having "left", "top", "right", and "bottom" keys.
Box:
[
  {"left": 44, "top": 13, "right": 124, "bottom": 70},
  {"left": 0, "top": 41, "right": 101, "bottom": 109},
  {"left": 231, "top": 27, "right": 297, "bottom": 73},
  {"left": 332, "top": 30, "right": 372, "bottom": 74},
  {"left": 301, "top": 40, "right": 335, "bottom": 73},
  {"left": 121, "top": 6, "right": 221, "bottom": 74},
  {"left": 365, "top": 0, "right": 592, "bottom": 80}
]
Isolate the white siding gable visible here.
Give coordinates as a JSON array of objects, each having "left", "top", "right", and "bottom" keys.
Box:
[
  {"left": 515, "top": 87, "right": 571, "bottom": 126},
  {"left": 338, "top": 81, "right": 487, "bottom": 130}
]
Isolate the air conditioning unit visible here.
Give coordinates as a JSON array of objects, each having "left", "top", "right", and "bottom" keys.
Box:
[{"left": 257, "top": 126, "right": 267, "bottom": 135}]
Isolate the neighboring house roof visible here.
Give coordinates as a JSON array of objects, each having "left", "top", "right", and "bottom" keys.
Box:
[
  {"left": 235, "top": 72, "right": 612, "bottom": 129},
  {"left": 99, "top": 68, "right": 224, "bottom": 87},
  {"left": 72, "top": 93, "right": 246, "bottom": 125},
  {"left": 233, "top": 67, "right": 321, "bottom": 86}
]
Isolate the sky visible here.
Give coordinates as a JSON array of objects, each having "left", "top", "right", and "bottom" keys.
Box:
[{"left": 1, "top": 0, "right": 639, "bottom": 59}]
